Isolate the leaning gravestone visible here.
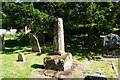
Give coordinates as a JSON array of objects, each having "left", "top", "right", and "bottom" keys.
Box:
[
  {"left": 17, "top": 53, "right": 25, "bottom": 62},
  {"left": 29, "top": 33, "right": 41, "bottom": 53},
  {"left": 44, "top": 18, "right": 72, "bottom": 71},
  {"left": 103, "top": 33, "right": 120, "bottom": 55}
]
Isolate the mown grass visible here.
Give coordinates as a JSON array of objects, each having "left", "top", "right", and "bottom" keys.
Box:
[
  {"left": 1, "top": 33, "right": 49, "bottom": 78},
  {"left": 0, "top": 51, "right": 2, "bottom": 79},
  {"left": 1, "top": 33, "right": 119, "bottom": 78},
  {"left": 1, "top": 52, "right": 47, "bottom": 78},
  {"left": 90, "top": 61, "right": 117, "bottom": 78}
]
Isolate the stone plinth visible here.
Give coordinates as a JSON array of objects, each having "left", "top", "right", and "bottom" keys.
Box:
[{"left": 44, "top": 52, "right": 72, "bottom": 71}]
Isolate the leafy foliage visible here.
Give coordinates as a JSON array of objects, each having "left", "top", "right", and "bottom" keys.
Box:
[
  {"left": 2, "top": 2, "right": 120, "bottom": 34},
  {"left": 2, "top": 2, "right": 120, "bottom": 53}
]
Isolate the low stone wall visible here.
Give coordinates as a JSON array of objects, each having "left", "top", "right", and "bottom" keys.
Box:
[{"left": 44, "top": 52, "right": 72, "bottom": 71}]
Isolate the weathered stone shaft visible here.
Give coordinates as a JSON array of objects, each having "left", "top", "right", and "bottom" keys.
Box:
[{"left": 53, "top": 18, "right": 64, "bottom": 55}]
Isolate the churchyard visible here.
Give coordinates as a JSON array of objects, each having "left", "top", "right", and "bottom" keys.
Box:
[
  {"left": 0, "top": 19, "right": 120, "bottom": 79},
  {"left": 1, "top": 2, "right": 120, "bottom": 80},
  {"left": 0, "top": 34, "right": 119, "bottom": 79}
]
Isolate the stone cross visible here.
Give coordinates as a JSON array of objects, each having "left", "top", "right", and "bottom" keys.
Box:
[
  {"left": 44, "top": 18, "right": 72, "bottom": 71},
  {"left": 53, "top": 18, "right": 65, "bottom": 55}
]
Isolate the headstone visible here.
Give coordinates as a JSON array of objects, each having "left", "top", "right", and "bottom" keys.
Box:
[
  {"left": 53, "top": 18, "right": 65, "bottom": 55},
  {"left": 44, "top": 52, "right": 72, "bottom": 71},
  {"left": 0, "top": 29, "right": 6, "bottom": 50},
  {"left": 0, "top": 35, "right": 4, "bottom": 50},
  {"left": 103, "top": 33, "right": 120, "bottom": 54},
  {"left": 84, "top": 71, "right": 108, "bottom": 80},
  {"left": 18, "top": 53, "right": 25, "bottom": 62},
  {"left": 29, "top": 33, "right": 41, "bottom": 53}
]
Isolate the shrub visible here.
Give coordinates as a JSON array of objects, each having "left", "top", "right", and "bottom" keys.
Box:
[
  {"left": 17, "top": 32, "right": 30, "bottom": 46},
  {"left": 4, "top": 31, "right": 30, "bottom": 46}
]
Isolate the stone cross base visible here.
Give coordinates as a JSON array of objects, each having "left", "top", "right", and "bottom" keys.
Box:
[{"left": 44, "top": 52, "right": 72, "bottom": 71}]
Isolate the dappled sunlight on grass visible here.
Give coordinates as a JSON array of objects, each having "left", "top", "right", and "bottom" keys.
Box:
[
  {"left": 3, "top": 46, "right": 32, "bottom": 54},
  {"left": 2, "top": 32, "right": 119, "bottom": 78}
]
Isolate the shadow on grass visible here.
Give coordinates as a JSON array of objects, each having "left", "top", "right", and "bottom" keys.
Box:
[
  {"left": 64, "top": 34, "right": 103, "bottom": 60},
  {"left": 4, "top": 34, "right": 103, "bottom": 59},
  {"left": 3, "top": 46, "right": 32, "bottom": 55},
  {"left": 2, "top": 38, "right": 32, "bottom": 54},
  {"left": 31, "top": 64, "right": 44, "bottom": 69},
  {"left": 2, "top": 47, "right": 23, "bottom": 54},
  {"left": 41, "top": 43, "right": 53, "bottom": 55}
]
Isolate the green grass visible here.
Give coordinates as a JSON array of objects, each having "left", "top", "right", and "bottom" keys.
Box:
[
  {"left": 113, "top": 28, "right": 120, "bottom": 31},
  {"left": 0, "top": 51, "right": 2, "bottom": 79},
  {"left": 114, "top": 58, "right": 120, "bottom": 77},
  {"left": 1, "top": 52, "right": 47, "bottom": 78},
  {"left": 1, "top": 33, "right": 50, "bottom": 78},
  {"left": 1, "top": 33, "right": 119, "bottom": 78},
  {"left": 85, "top": 59, "right": 118, "bottom": 78}
]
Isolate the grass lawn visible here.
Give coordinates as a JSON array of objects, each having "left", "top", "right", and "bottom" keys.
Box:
[
  {"left": 1, "top": 51, "right": 47, "bottom": 78},
  {"left": 89, "top": 59, "right": 118, "bottom": 78},
  {"left": 1, "top": 47, "right": 119, "bottom": 78},
  {"left": 1, "top": 33, "right": 119, "bottom": 78}
]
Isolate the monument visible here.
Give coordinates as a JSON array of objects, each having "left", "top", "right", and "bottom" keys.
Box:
[
  {"left": 53, "top": 18, "right": 65, "bottom": 55},
  {"left": 44, "top": 18, "right": 72, "bottom": 71},
  {"left": 103, "top": 33, "right": 120, "bottom": 55}
]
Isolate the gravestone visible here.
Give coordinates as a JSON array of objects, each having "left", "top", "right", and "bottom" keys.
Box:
[
  {"left": 0, "top": 29, "right": 6, "bottom": 50},
  {"left": 103, "top": 33, "right": 120, "bottom": 54},
  {"left": 18, "top": 53, "right": 25, "bottom": 62},
  {"left": 53, "top": 18, "right": 65, "bottom": 55},
  {"left": 44, "top": 18, "right": 72, "bottom": 71},
  {"left": 84, "top": 71, "right": 108, "bottom": 80},
  {"left": 29, "top": 33, "right": 41, "bottom": 53},
  {"left": 0, "top": 35, "right": 4, "bottom": 50}
]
